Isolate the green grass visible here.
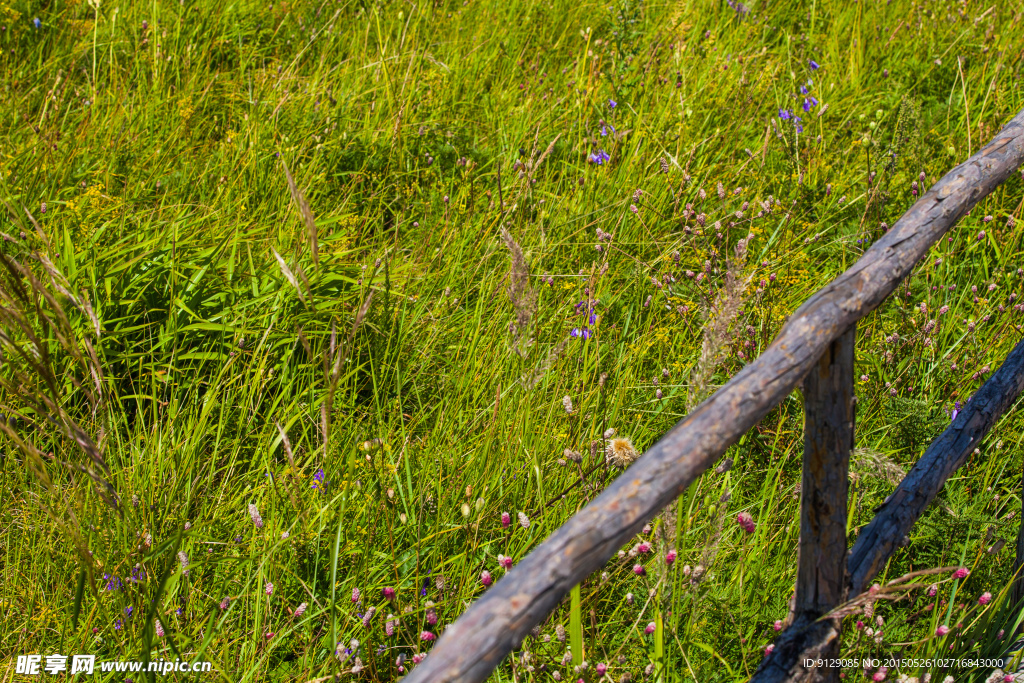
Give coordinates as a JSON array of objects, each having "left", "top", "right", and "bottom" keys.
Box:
[{"left": 1, "top": 0, "right": 1023, "bottom": 680}]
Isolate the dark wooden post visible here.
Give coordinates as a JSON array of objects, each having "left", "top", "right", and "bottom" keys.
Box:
[{"left": 795, "top": 325, "right": 855, "bottom": 682}]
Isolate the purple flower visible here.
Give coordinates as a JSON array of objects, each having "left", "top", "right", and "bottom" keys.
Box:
[
  {"left": 809, "top": 59, "right": 820, "bottom": 70},
  {"left": 33, "top": 17, "right": 41, "bottom": 28},
  {"left": 802, "top": 97, "right": 818, "bottom": 112},
  {"left": 800, "top": 86, "right": 808, "bottom": 95},
  {"left": 779, "top": 109, "right": 791, "bottom": 120},
  {"left": 115, "top": 619, "right": 123, "bottom": 630},
  {"left": 588, "top": 149, "right": 610, "bottom": 165},
  {"left": 608, "top": 99, "right": 617, "bottom": 109}
]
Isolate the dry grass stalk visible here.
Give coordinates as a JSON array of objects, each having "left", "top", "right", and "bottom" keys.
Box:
[
  {"left": 282, "top": 158, "right": 319, "bottom": 268},
  {"left": 850, "top": 447, "right": 906, "bottom": 487},
  {"left": 687, "top": 233, "right": 754, "bottom": 411},
  {"left": 499, "top": 227, "right": 537, "bottom": 357}
]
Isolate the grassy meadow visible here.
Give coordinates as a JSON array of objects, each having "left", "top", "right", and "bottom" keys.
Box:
[{"left": 2, "top": 0, "right": 1024, "bottom": 680}]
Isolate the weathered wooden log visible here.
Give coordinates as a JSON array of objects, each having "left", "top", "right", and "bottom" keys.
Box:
[
  {"left": 752, "top": 334, "right": 1024, "bottom": 683},
  {"left": 792, "top": 325, "right": 855, "bottom": 682},
  {"left": 405, "top": 108, "right": 1024, "bottom": 683}
]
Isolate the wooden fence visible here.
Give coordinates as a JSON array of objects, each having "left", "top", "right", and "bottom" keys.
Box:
[{"left": 405, "top": 108, "right": 1024, "bottom": 683}]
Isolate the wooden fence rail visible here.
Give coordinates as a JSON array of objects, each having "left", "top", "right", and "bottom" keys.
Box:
[{"left": 405, "top": 107, "right": 1024, "bottom": 683}]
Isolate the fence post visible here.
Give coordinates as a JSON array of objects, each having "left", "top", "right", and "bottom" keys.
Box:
[{"left": 795, "top": 324, "right": 856, "bottom": 681}]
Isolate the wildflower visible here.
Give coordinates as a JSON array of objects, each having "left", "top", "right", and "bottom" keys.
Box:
[
  {"left": 625, "top": 593, "right": 634, "bottom": 605},
  {"left": 779, "top": 109, "right": 792, "bottom": 120},
  {"left": 501, "top": 512, "right": 511, "bottom": 528},
  {"left": 248, "top": 503, "right": 264, "bottom": 528},
  {"left": 979, "top": 592, "right": 992, "bottom": 605},
  {"left": 363, "top": 606, "right": 376, "bottom": 627},
  {"left": 606, "top": 437, "right": 639, "bottom": 467},
  {"left": 155, "top": 620, "right": 165, "bottom": 637},
  {"left": 633, "top": 564, "right": 646, "bottom": 576},
  {"left": 295, "top": 602, "right": 307, "bottom": 618},
  {"left": 177, "top": 551, "right": 188, "bottom": 570},
  {"left": 518, "top": 511, "right": 530, "bottom": 528},
  {"left": 665, "top": 550, "right": 677, "bottom": 566},
  {"left": 281, "top": 531, "right": 289, "bottom": 539},
  {"left": 265, "top": 582, "right": 274, "bottom": 596},
  {"left": 556, "top": 624, "right": 567, "bottom": 642},
  {"left": 33, "top": 17, "right": 41, "bottom": 28},
  {"left": 596, "top": 663, "right": 607, "bottom": 675},
  {"left": 773, "top": 620, "right": 783, "bottom": 631},
  {"left": 608, "top": 99, "right": 617, "bottom": 109},
  {"left": 636, "top": 542, "right": 651, "bottom": 554},
  {"left": 630, "top": 204, "right": 638, "bottom": 215},
  {"left": 874, "top": 666, "right": 889, "bottom": 681},
  {"left": 220, "top": 597, "right": 230, "bottom": 610},
  {"left": 386, "top": 615, "right": 396, "bottom": 635},
  {"left": 645, "top": 622, "right": 656, "bottom": 635},
  {"left": 383, "top": 586, "right": 396, "bottom": 600},
  {"left": 115, "top": 618, "right": 123, "bottom": 630},
  {"left": 764, "top": 644, "right": 774, "bottom": 657},
  {"left": 352, "top": 588, "right": 361, "bottom": 603},
  {"left": 562, "top": 396, "right": 574, "bottom": 413},
  {"left": 603, "top": 428, "right": 616, "bottom": 439},
  {"left": 953, "top": 567, "right": 969, "bottom": 580},
  {"left": 481, "top": 570, "right": 493, "bottom": 587},
  {"left": 737, "top": 511, "right": 756, "bottom": 533},
  {"left": 809, "top": 59, "right": 820, "bottom": 70},
  {"left": 936, "top": 625, "right": 950, "bottom": 636},
  {"left": 802, "top": 96, "right": 818, "bottom": 112},
  {"left": 588, "top": 150, "right": 611, "bottom": 165},
  {"left": 655, "top": 388, "right": 663, "bottom": 399}
]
